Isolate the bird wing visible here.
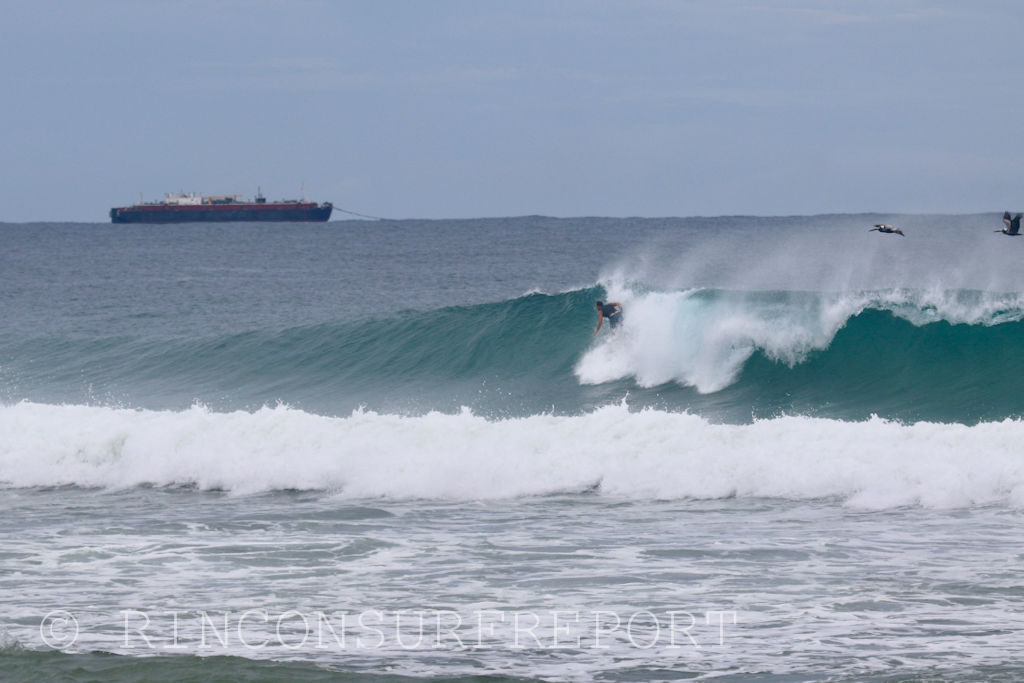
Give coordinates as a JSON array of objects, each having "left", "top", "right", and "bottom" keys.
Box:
[
  {"left": 1005, "top": 212, "right": 1013, "bottom": 231},
  {"left": 1013, "top": 213, "right": 1023, "bottom": 235}
]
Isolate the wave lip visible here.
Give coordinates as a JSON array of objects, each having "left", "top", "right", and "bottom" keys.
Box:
[{"left": 4, "top": 401, "right": 1024, "bottom": 509}]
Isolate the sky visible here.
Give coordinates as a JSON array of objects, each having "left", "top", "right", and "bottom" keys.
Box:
[{"left": 1, "top": 0, "right": 1023, "bottom": 221}]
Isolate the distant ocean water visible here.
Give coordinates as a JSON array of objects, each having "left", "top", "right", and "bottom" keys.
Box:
[{"left": 4, "top": 215, "right": 1024, "bottom": 682}]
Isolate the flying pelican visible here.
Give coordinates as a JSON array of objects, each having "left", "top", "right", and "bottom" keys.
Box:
[
  {"left": 870, "top": 224, "right": 904, "bottom": 236},
  {"left": 997, "top": 211, "right": 1023, "bottom": 235}
]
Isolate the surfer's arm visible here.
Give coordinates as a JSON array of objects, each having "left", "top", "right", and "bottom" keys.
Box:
[{"left": 594, "top": 313, "right": 604, "bottom": 335}]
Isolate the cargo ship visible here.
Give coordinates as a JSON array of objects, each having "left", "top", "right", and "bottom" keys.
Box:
[{"left": 110, "top": 190, "right": 333, "bottom": 223}]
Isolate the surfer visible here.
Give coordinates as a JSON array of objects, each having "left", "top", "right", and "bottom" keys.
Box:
[{"left": 594, "top": 301, "right": 623, "bottom": 335}]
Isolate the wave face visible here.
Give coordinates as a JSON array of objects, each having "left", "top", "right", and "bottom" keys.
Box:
[
  {"left": 0, "top": 289, "right": 597, "bottom": 417},
  {"left": 4, "top": 401, "right": 1024, "bottom": 508},
  {"left": 4, "top": 287, "right": 1024, "bottom": 424}
]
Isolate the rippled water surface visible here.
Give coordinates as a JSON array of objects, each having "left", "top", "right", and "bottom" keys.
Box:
[{"left": 4, "top": 215, "right": 1024, "bottom": 681}]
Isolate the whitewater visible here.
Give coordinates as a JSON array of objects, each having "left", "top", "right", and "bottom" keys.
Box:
[
  {"left": 5, "top": 401, "right": 1024, "bottom": 509},
  {"left": 4, "top": 214, "right": 1024, "bottom": 682}
]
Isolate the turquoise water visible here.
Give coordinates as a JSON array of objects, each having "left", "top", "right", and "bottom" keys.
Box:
[
  {"left": 4, "top": 215, "right": 1024, "bottom": 681},
  {"left": 5, "top": 288, "right": 1024, "bottom": 423}
]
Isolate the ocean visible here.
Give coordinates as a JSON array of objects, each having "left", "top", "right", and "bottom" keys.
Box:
[{"left": 3, "top": 214, "right": 1024, "bottom": 682}]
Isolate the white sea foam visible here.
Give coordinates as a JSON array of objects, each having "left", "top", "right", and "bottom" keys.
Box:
[
  {"left": 577, "top": 286, "right": 1024, "bottom": 392},
  {"left": 3, "top": 401, "right": 1024, "bottom": 508}
]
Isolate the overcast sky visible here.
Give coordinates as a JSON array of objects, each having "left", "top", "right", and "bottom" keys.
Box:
[{"left": 2, "top": 0, "right": 1023, "bottom": 221}]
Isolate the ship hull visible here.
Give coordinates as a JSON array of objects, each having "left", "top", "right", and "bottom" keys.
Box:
[{"left": 110, "top": 203, "right": 332, "bottom": 223}]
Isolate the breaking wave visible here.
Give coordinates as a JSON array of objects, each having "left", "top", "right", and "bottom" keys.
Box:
[
  {"left": 3, "top": 401, "right": 1024, "bottom": 509},
  {"left": 3, "top": 287, "right": 1024, "bottom": 423}
]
